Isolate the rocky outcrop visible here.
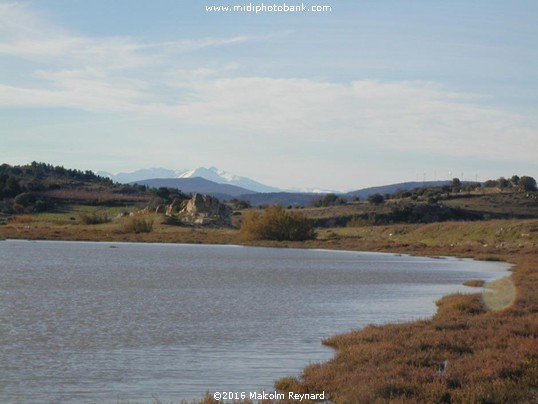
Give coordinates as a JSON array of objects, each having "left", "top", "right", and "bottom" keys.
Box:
[
  {"left": 166, "top": 194, "right": 230, "bottom": 226},
  {"left": 165, "top": 198, "right": 184, "bottom": 216}
]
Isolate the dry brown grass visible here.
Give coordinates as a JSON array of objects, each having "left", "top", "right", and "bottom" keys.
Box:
[
  {"left": 0, "top": 210, "right": 239, "bottom": 244},
  {"left": 240, "top": 205, "right": 316, "bottom": 241},
  {"left": 122, "top": 216, "right": 154, "bottom": 233},
  {"left": 79, "top": 211, "right": 111, "bottom": 225},
  {"left": 7, "top": 214, "right": 32, "bottom": 223},
  {"left": 463, "top": 279, "right": 486, "bottom": 287}
]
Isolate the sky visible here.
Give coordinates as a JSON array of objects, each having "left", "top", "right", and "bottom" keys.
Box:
[{"left": 1, "top": 0, "right": 537, "bottom": 191}]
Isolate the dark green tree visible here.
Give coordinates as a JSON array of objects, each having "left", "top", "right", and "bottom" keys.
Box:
[
  {"left": 154, "top": 187, "right": 171, "bottom": 200},
  {"left": 451, "top": 177, "right": 462, "bottom": 193},
  {"left": 368, "top": 193, "right": 384, "bottom": 205},
  {"left": 497, "top": 177, "right": 509, "bottom": 190},
  {"left": 518, "top": 176, "right": 537, "bottom": 192},
  {"left": 3, "top": 176, "right": 22, "bottom": 198}
]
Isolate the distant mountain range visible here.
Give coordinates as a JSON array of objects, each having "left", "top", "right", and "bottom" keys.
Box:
[
  {"left": 129, "top": 176, "right": 453, "bottom": 208},
  {"left": 98, "top": 166, "right": 279, "bottom": 193},
  {"left": 98, "top": 166, "right": 456, "bottom": 206},
  {"left": 176, "top": 167, "right": 280, "bottom": 193}
]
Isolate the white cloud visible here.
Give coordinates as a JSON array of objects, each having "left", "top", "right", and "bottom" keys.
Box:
[
  {"left": 1, "top": 1, "right": 537, "bottom": 169},
  {"left": 151, "top": 77, "right": 537, "bottom": 163}
]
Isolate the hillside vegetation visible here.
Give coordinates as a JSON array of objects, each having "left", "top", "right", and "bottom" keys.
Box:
[
  {"left": 298, "top": 177, "right": 538, "bottom": 228},
  {"left": 0, "top": 162, "right": 149, "bottom": 216}
]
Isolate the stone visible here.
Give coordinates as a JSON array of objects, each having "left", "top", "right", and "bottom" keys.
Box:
[
  {"left": 162, "top": 194, "right": 230, "bottom": 226},
  {"left": 165, "top": 198, "right": 185, "bottom": 217}
]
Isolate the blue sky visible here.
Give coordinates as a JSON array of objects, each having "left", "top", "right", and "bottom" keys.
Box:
[{"left": 1, "top": 0, "right": 537, "bottom": 190}]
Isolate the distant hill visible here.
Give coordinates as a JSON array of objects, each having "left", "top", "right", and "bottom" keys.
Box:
[
  {"left": 343, "top": 181, "right": 452, "bottom": 200},
  {"left": 0, "top": 162, "right": 148, "bottom": 213},
  {"left": 2, "top": 162, "right": 115, "bottom": 191},
  {"left": 129, "top": 178, "right": 323, "bottom": 207},
  {"left": 131, "top": 177, "right": 255, "bottom": 198}
]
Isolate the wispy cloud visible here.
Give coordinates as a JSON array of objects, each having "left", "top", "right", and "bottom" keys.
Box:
[
  {"left": 0, "top": 1, "right": 252, "bottom": 67},
  {"left": 0, "top": 2, "right": 254, "bottom": 110}
]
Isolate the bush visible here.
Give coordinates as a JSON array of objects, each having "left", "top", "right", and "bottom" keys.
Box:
[
  {"left": 13, "top": 192, "right": 37, "bottom": 213},
  {"left": 123, "top": 217, "right": 154, "bottom": 233},
  {"left": 79, "top": 211, "right": 111, "bottom": 225},
  {"left": 240, "top": 205, "right": 316, "bottom": 241}
]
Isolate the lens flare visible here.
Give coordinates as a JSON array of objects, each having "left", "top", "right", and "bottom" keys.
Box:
[{"left": 482, "top": 277, "right": 516, "bottom": 311}]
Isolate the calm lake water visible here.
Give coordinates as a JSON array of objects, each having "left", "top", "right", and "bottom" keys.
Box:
[{"left": 0, "top": 240, "right": 510, "bottom": 403}]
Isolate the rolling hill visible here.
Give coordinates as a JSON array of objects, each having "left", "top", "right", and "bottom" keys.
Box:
[
  {"left": 131, "top": 177, "right": 255, "bottom": 198},
  {"left": 343, "top": 181, "right": 452, "bottom": 199}
]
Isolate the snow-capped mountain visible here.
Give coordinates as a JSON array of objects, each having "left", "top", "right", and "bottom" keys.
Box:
[
  {"left": 285, "top": 186, "right": 344, "bottom": 194},
  {"left": 99, "top": 166, "right": 280, "bottom": 193},
  {"left": 176, "top": 167, "right": 280, "bottom": 193}
]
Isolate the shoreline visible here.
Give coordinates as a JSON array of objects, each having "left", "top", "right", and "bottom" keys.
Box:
[{"left": 274, "top": 253, "right": 537, "bottom": 403}]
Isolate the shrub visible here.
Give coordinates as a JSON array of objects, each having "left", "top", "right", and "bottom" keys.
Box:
[
  {"left": 13, "top": 192, "right": 38, "bottom": 213},
  {"left": 123, "top": 217, "right": 154, "bottom": 233},
  {"left": 240, "top": 205, "right": 316, "bottom": 241},
  {"left": 13, "top": 192, "right": 36, "bottom": 207},
  {"left": 79, "top": 211, "right": 111, "bottom": 225}
]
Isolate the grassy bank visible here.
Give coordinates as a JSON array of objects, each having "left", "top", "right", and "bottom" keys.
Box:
[
  {"left": 0, "top": 210, "right": 238, "bottom": 244},
  {"left": 266, "top": 223, "right": 537, "bottom": 403},
  {"left": 270, "top": 223, "right": 536, "bottom": 403},
  {"left": 273, "top": 255, "right": 537, "bottom": 403},
  {"left": 1, "top": 216, "right": 537, "bottom": 402}
]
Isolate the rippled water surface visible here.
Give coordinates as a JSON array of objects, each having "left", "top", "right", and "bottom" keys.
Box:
[{"left": 0, "top": 240, "right": 510, "bottom": 402}]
